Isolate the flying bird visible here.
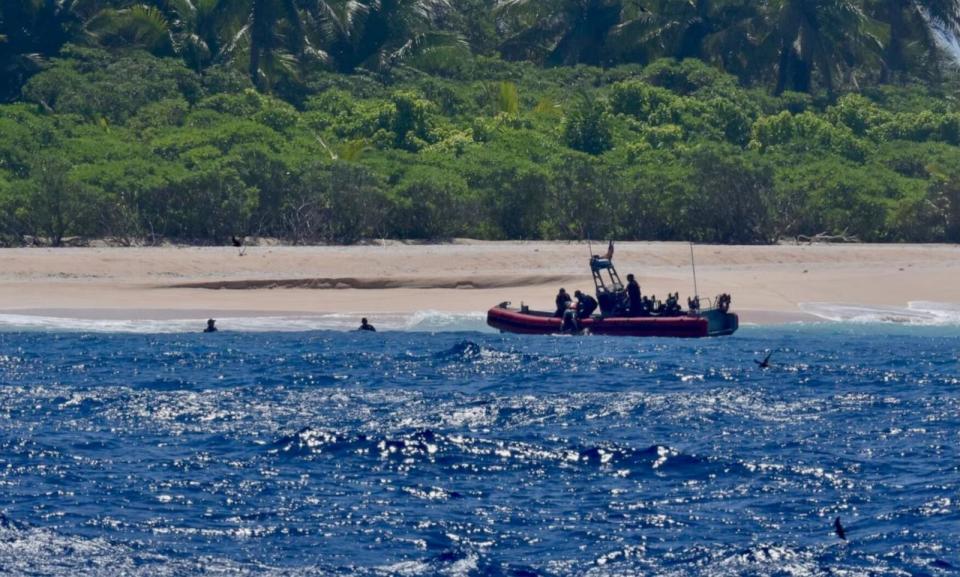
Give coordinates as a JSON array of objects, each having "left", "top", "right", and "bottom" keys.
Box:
[
  {"left": 834, "top": 516, "right": 846, "bottom": 540},
  {"left": 754, "top": 351, "right": 773, "bottom": 368}
]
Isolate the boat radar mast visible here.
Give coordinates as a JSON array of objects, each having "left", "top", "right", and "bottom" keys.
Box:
[{"left": 590, "top": 241, "right": 627, "bottom": 316}]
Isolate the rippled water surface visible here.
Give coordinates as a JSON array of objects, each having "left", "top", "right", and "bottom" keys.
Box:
[{"left": 0, "top": 326, "right": 958, "bottom": 576}]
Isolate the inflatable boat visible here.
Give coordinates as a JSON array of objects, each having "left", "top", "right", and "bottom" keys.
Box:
[
  {"left": 486, "top": 243, "right": 738, "bottom": 338},
  {"left": 487, "top": 302, "right": 738, "bottom": 337}
]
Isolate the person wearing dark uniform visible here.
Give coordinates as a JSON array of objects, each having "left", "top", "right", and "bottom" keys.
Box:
[
  {"left": 358, "top": 318, "right": 376, "bottom": 332},
  {"left": 626, "top": 274, "right": 641, "bottom": 316},
  {"left": 555, "top": 288, "right": 572, "bottom": 317},
  {"left": 574, "top": 290, "right": 598, "bottom": 319},
  {"left": 204, "top": 319, "right": 218, "bottom": 333}
]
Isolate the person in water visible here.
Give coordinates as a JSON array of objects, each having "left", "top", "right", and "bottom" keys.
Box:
[
  {"left": 626, "top": 273, "right": 642, "bottom": 316},
  {"left": 574, "top": 290, "right": 598, "bottom": 319},
  {"left": 358, "top": 318, "right": 376, "bottom": 332},
  {"left": 555, "top": 288, "right": 572, "bottom": 317},
  {"left": 204, "top": 319, "right": 218, "bottom": 333}
]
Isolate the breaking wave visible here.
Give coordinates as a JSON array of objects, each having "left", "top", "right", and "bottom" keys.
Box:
[
  {"left": 800, "top": 301, "right": 960, "bottom": 326},
  {"left": 271, "top": 426, "right": 715, "bottom": 475}
]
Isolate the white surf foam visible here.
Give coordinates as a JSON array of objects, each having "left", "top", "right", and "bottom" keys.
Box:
[
  {"left": 799, "top": 301, "right": 960, "bottom": 326},
  {"left": 0, "top": 311, "right": 493, "bottom": 334}
]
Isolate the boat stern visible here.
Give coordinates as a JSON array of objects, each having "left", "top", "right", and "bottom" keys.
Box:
[{"left": 701, "top": 308, "right": 739, "bottom": 336}]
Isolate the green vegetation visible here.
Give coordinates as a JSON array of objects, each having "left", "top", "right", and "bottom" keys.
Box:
[{"left": 3, "top": 1, "right": 960, "bottom": 244}]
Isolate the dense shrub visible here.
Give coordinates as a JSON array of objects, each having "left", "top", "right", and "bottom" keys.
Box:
[{"left": 1, "top": 52, "right": 959, "bottom": 244}]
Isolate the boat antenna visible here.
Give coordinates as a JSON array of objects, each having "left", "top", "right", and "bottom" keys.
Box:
[{"left": 689, "top": 242, "right": 699, "bottom": 298}]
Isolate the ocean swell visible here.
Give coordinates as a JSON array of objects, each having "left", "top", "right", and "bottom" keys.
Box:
[{"left": 0, "top": 311, "right": 491, "bottom": 334}]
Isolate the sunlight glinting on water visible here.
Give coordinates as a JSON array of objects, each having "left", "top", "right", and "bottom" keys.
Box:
[{"left": 0, "top": 326, "right": 957, "bottom": 575}]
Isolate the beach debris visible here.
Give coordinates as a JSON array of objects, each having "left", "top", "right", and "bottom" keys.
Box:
[{"left": 795, "top": 228, "right": 860, "bottom": 244}]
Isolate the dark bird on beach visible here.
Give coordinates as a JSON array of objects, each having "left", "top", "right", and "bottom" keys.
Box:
[
  {"left": 754, "top": 351, "right": 773, "bottom": 368},
  {"left": 231, "top": 235, "right": 247, "bottom": 256},
  {"left": 834, "top": 516, "right": 847, "bottom": 540}
]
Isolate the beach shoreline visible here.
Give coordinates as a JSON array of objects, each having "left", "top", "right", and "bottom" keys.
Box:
[{"left": 0, "top": 242, "right": 958, "bottom": 326}]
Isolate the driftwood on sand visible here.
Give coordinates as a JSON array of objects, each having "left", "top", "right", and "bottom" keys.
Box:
[{"left": 795, "top": 229, "right": 861, "bottom": 244}]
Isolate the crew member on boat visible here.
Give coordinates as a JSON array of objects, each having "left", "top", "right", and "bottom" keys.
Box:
[
  {"left": 555, "top": 288, "right": 572, "bottom": 317},
  {"left": 626, "top": 274, "right": 641, "bottom": 316},
  {"left": 574, "top": 290, "right": 598, "bottom": 319}
]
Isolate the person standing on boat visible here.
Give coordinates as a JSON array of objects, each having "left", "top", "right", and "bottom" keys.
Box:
[
  {"left": 555, "top": 288, "right": 572, "bottom": 317},
  {"left": 626, "top": 274, "right": 642, "bottom": 316},
  {"left": 574, "top": 290, "right": 598, "bottom": 319}
]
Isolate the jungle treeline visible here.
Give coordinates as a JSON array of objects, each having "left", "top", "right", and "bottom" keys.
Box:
[{"left": 4, "top": 0, "right": 960, "bottom": 245}]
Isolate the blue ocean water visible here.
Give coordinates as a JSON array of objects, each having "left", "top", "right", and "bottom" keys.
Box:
[{"left": 0, "top": 325, "right": 958, "bottom": 576}]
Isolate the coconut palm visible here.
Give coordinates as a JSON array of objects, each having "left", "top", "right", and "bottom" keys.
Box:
[
  {"left": 605, "top": 0, "right": 761, "bottom": 70},
  {"left": 756, "top": 0, "right": 879, "bottom": 94},
  {"left": 867, "top": 0, "right": 960, "bottom": 82},
  {"left": 497, "top": 0, "right": 651, "bottom": 66},
  {"left": 78, "top": 0, "right": 226, "bottom": 71},
  {"left": 85, "top": 4, "right": 175, "bottom": 55},
  {"left": 0, "top": 0, "right": 91, "bottom": 101},
  {"left": 325, "top": 0, "right": 459, "bottom": 72},
  {"left": 206, "top": 0, "right": 366, "bottom": 90},
  {"left": 148, "top": 0, "right": 223, "bottom": 71}
]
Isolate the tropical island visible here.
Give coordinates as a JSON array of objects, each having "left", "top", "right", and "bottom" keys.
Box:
[{"left": 3, "top": 0, "right": 960, "bottom": 248}]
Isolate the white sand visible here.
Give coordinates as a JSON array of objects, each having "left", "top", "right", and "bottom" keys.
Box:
[{"left": 1, "top": 242, "right": 958, "bottom": 324}]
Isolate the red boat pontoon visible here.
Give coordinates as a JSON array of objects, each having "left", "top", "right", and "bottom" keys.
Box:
[{"left": 486, "top": 247, "right": 738, "bottom": 338}]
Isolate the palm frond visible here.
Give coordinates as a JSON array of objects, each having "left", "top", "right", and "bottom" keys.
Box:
[
  {"left": 220, "top": 21, "right": 250, "bottom": 57},
  {"left": 337, "top": 138, "right": 369, "bottom": 162},
  {"left": 86, "top": 4, "right": 174, "bottom": 53},
  {"left": 388, "top": 30, "right": 460, "bottom": 65}
]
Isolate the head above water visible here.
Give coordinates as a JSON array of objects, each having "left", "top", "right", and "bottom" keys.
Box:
[
  {"left": 361, "top": 318, "right": 369, "bottom": 324},
  {"left": 207, "top": 318, "right": 216, "bottom": 327}
]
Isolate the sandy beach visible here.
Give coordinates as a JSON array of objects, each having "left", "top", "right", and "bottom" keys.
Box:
[{"left": 0, "top": 241, "right": 958, "bottom": 325}]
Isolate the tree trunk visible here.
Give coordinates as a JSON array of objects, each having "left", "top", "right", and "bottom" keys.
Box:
[
  {"left": 774, "top": 43, "right": 793, "bottom": 95},
  {"left": 249, "top": 0, "right": 273, "bottom": 90},
  {"left": 883, "top": 0, "right": 908, "bottom": 83}
]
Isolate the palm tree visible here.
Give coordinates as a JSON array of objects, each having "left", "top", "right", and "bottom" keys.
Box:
[
  {"left": 497, "top": 0, "right": 649, "bottom": 66},
  {"left": 325, "top": 0, "right": 459, "bottom": 72},
  {"left": 85, "top": 4, "right": 176, "bottom": 55},
  {"left": 0, "top": 0, "right": 90, "bottom": 101},
  {"left": 610, "top": 0, "right": 713, "bottom": 61},
  {"left": 151, "top": 0, "right": 223, "bottom": 71},
  {"left": 867, "top": 0, "right": 960, "bottom": 82},
  {"left": 757, "top": 0, "right": 879, "bottom": 94},
  {"left": 607, "top": 0, "right": 761, "bottom": 70},
  {"left": 208, "top": 0, "right": 366, "bottom": 90}
]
